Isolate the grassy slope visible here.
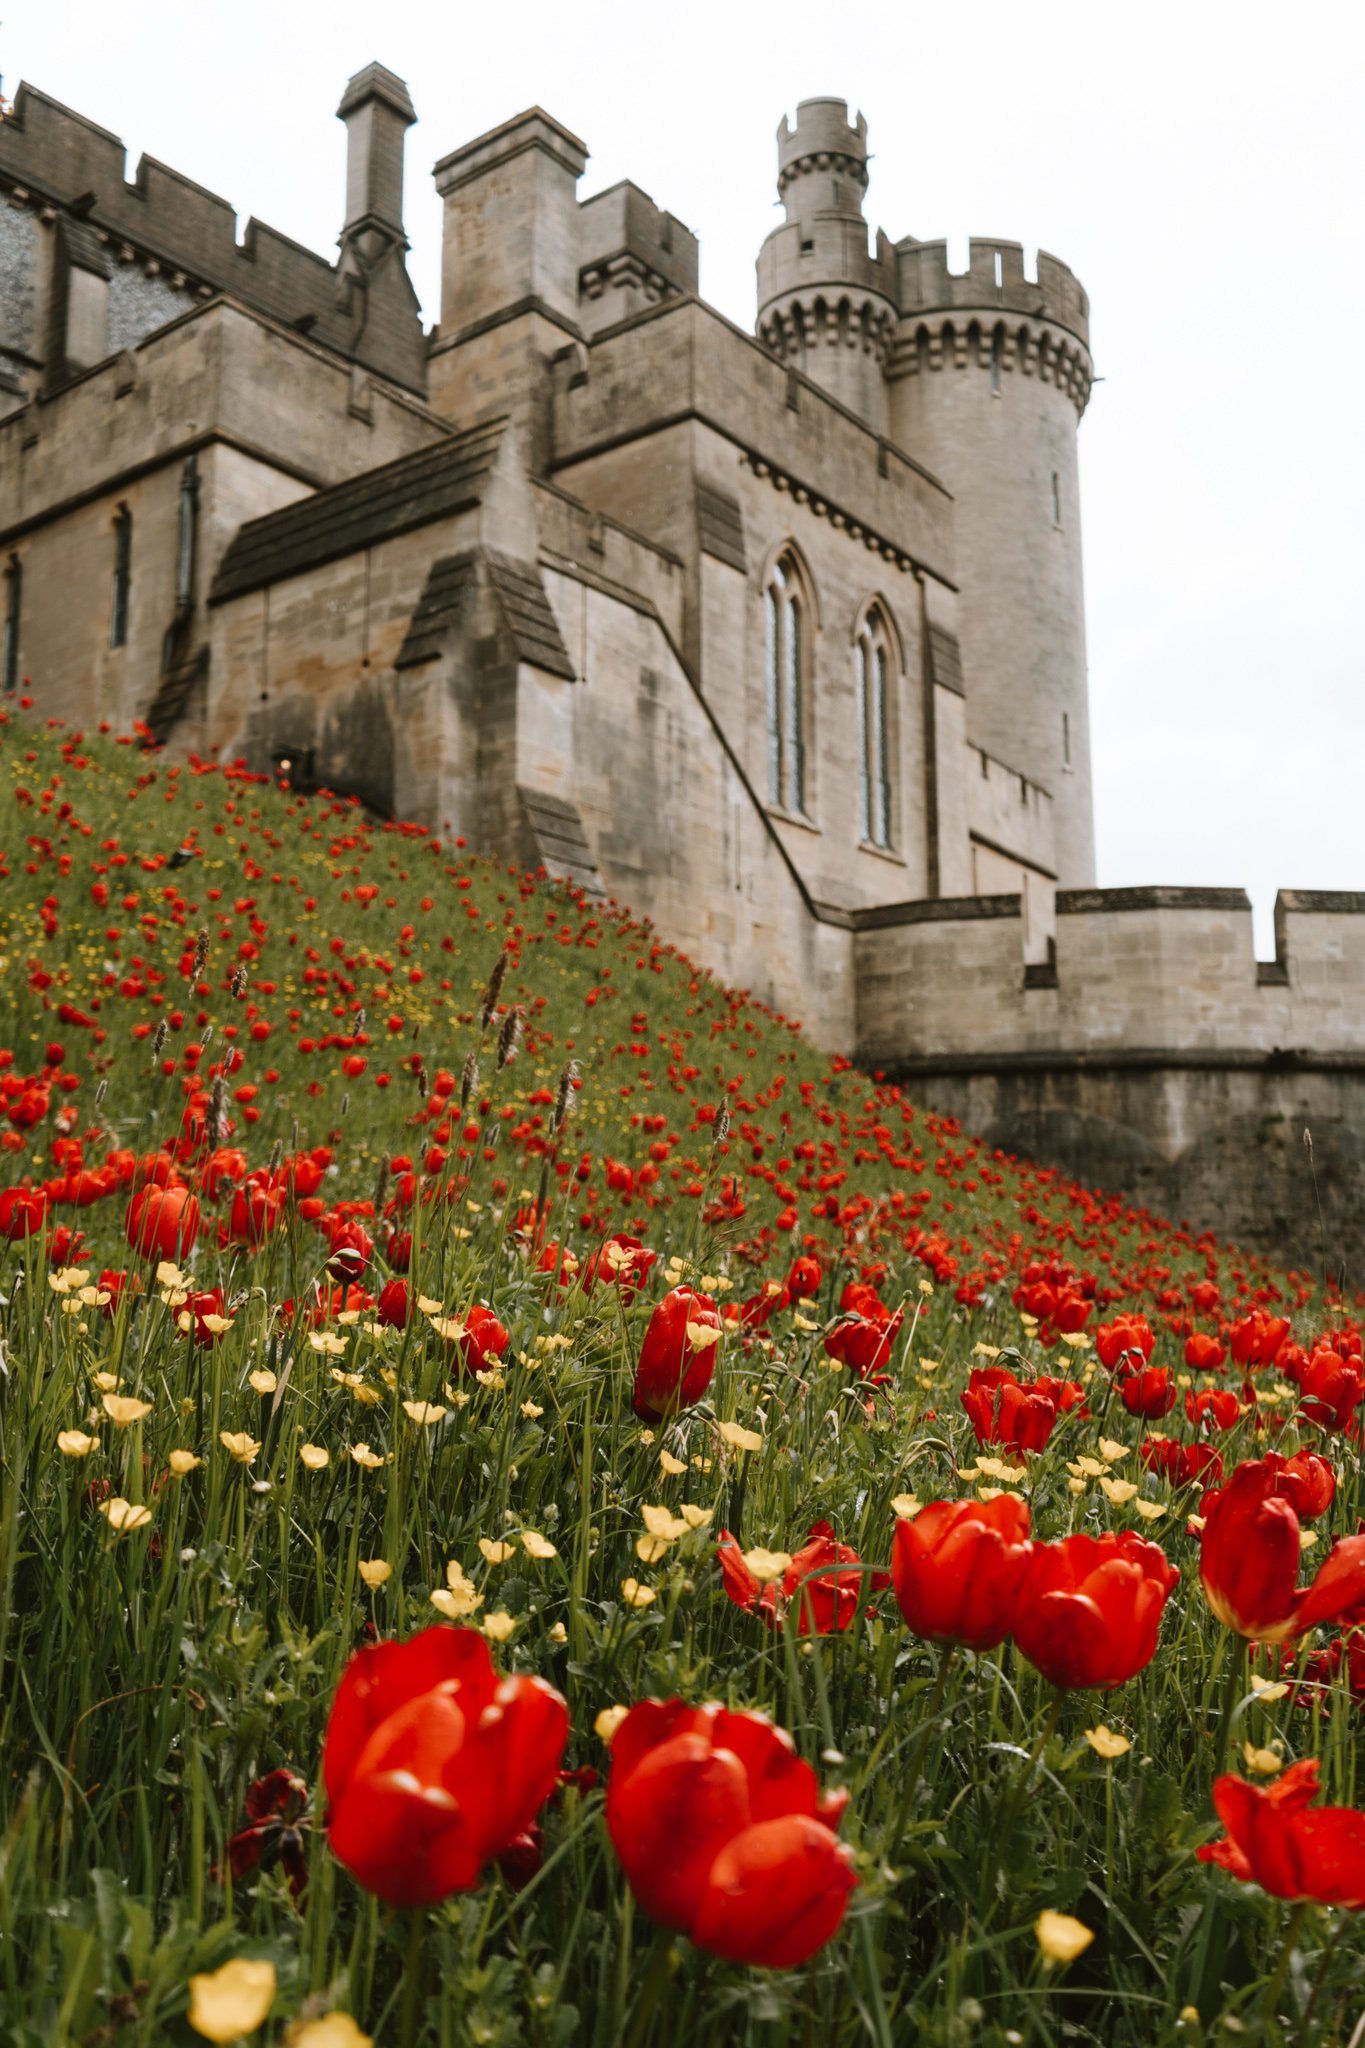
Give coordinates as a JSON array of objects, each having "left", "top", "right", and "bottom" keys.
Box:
[{"left": 0, "top": 711, "right": 1359, "bottom": 2048}]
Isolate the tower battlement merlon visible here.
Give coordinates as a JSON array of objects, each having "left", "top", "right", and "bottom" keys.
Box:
[
  {"left": 895, "top": 238, "right": 1090, "bottom": 350},
  {"left": 776, "top": 98, "right": 871, "bottom": 218}
]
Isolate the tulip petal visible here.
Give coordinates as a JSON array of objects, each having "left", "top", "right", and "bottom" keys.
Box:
[
  {"left": 691, "top": 1815, "right": 857, "bottom": 1968},
  {"left": 606, "top": 1731, "right": 750, "bottom": 1930}
]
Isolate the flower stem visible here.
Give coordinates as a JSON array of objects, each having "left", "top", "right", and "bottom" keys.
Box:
[
  {"left": 624, "top": 1927, "right": 675, "bottom": 2048},
  {"left": 398, "top": 1908, "right": 425, "bottom": 2048},
  {"left": 1214, "top": 1633, "right": 1247, "bottom": 1774},
  {"left": 1262, "top": 1901, "right": 1307, "bottom": 2030},
  {"left": 887, "top": 1641, "right": 955, "bottom": 1856}
]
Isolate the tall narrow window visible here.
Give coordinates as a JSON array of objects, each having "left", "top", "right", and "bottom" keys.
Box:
[
  {"left": 763, "top": 551, "right": 810, "bottom": 815},
  {"left": 175, "top": 452, "right": 199, "bottom": 616},
  {"left": 855, "top": 609, "right": 893, "bottom": 849},
  {"left": 1051, "top": 471, "right": 1062, "bottom": 526},
  {"left": 990, "top": 328, "right": 1002, "bottom": 394},
  {"left": 1063, "top": 710, "right": 1072, "bottom": 768},
  {"left": 3, "top": 556, "right": 20, "bottom": 695},
  {"left": 110, "top": 506, "right": 132, "bottom": 649}
]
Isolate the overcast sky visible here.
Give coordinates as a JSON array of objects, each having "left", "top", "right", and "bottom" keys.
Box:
[{"left": 5, "top": 0, "right": 1362, "bottom": 952}]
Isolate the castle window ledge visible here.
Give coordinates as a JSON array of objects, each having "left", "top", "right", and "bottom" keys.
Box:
[
  {"left": 767, "top": 805, "right": 820, "bottom": 836},
  {"left": 857, "top": 838, "right": 905, "bottom": 867}
]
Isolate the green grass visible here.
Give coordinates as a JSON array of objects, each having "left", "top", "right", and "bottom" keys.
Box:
[{"left": 0, "top": 710, "right": 1360, "bottom": 2047}]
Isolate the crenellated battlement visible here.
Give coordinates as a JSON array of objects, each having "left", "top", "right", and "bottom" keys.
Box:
[
  {"left": 0, "top": 78, "right": 426, "bottom": 393},
  {"left": 776, "top": 100, "right": 870, "bottom": 217},
  {"left": 897, "top": 236, "right": 1089, "bottom": 347}
]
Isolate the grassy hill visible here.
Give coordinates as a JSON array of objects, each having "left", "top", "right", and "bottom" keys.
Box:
[{"left": 0, "top": 706, "right": 1360, "bottom": 2048}]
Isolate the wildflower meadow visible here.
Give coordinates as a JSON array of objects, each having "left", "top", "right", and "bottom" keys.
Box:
[{"left": 2, "top": 706, "right": 1364, "bottom": 2046}]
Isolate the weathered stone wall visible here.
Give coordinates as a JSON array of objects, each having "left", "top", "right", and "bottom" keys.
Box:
[{"left": 857, "top": 889, "right": 1365, "bottom": 1270}]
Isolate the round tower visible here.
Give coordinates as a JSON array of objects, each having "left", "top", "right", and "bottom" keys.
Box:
[
  {"left": 756, "top": 99, "right": 898, "bottom": 433},
  {"left": 888, "top": 238, "right": 1096, "bottom": 887}
]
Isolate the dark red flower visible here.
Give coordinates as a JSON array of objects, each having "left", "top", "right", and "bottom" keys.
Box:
[
  {"left": 445, "top": 1302, "right": 511, "bottom": 1375},
  {"left": 1012, "top": 1530, "right": 1178, "bottom": 1689},
  {"left": 1198, "top": 1759, "right": 1365, "bottom": 1906},
  {"left": 891, "top": 1496, "right": 1032, "bottom": 1651},
  {"left": 324, "top": 1625, "right": 568, "bottom": 1907},
  {"left": 223, "top": 1769, "right": 311, "bottom": 1900},
  {"left": 1298, "top": 1348, "right": 1365, "bottom": 1433},
  {"left": 632, "top": 1287, "right": 721, "bottom": 1420},
  {"left": 605, "top": 1699, "right": 856, "bottom": 1967},
  {"left": 1096, "top": 1316, "right": 1155, "bottom": 1371},
  {"left": 1185, "top": 1386, "right": 1243, "bottom": 1432}
]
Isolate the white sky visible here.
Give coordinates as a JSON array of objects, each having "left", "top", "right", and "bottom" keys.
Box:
[{"left": 5, "top": 0, "right": 1363, "bottom": 954}]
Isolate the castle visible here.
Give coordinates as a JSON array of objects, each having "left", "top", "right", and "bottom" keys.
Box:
[{"left": 1, "top": 67, "right": 1362, "bottom": 1271}]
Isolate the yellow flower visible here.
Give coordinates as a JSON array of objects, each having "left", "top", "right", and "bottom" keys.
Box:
[
  {"left": 358, "top": 1559, "right": 392, "bottom": 1588},
  {"left": 286, "top": 2014, "right": 372, "bottom": 2048},
  {"left": 155, "top": 1260, "right": 187, "bottom": 1291},
  {"left": 57, "top": 1429, "right": 98, "bottom": 1458},
  {"left": 717, "top": 1421, "right": 762, "bottom": 1453},
  {"left": 1068, "top": 1456, "right": 1106, "bottom": 1479},
  {"left": 330, "top": 1368, "right": 363, "bottom": 1389},
  {"left": 1035, "top": 1911, "right": 1094, "bottom": 1965},
  {"left": 642, "top": 1504, "right": 690, "bottom": 1543},
  {"left": 680, "top": 1503, "right": 713, "bottom": 1529},
  {"left": 416, "top": 1293, "right": 443, "bottom": 1316},
  {"left": 595, "top": 1704, "right": 629, "bottom": 1742},
  {"left": 483, "top": 1611, "right": 516, "bottom": 1642},
  {"left": 1100, "top": 1476, "right": 1138, "bottom": 1506},
  {"left": 220, "top": 1431, "right": 261, "bottom": 1465},
  {"left": 520, "top": 1400, "right": 545, "bottom": 1419},
  {"left": 977, "top": 1457, "right": 1027, "bottom": 1483},
  {"left": 401, "top": 1400, "right": 447, "bottom": 1427},
  {"left": 431, "top": 1562, "right": 482, "bottom": 1619},
  {"left": 168, "top": 1449, "right": 202, "bottom": 1476},
  {"left": 100, "top": 1497, "right": 152, "bottom": 1533},
  {"left": 248, "top": 1369, "right": 277, "bottom": 1395},
  {"left": 741, "top": 1548, "right": 792, "bottom": 1584},
  {"left": 299, "top": 1443, "right": 330, "bottom": 1471},
  {"left": 659, "top": 1449, "right": 687, "bottom": 1476},
  {"left": 1097, "top": 1437, "right": 1130, "bottom": 1462},
  {"left": 548, "top": 1620, "right": 568, "bottom": 1644},
  {"left": 310, "top": 1332, "right": 349, "bottom": 1356},
  {"left": 200, "top": 1314, "right": 234, "bottom": 1337},
  {"left": 1133, "top": 1499, "right": 1167, "bottom": 1521},
  {"left": 635, "top": 1534, "right": 671, "bottom": 1564},
  {"left": 349, "top": 1443, "right": 390, "bottom": 1470},
  {"left": 1250, "top": 1674, "right": 1290, "bottom": 1703},
  {"left": 187, "top": 1957, "right": 277, "bottom": 2042},
  {"left": 103, "top": 1393, "right": 153, "bottom": 1428},
  {"left": 92, "top": 1371, "right": 121, "bottom": 1393},
  {"left": 891, "top": 1493, "right": 921, "bottom": 1519},
  {"left": 1083, "top": 1726, "right": 1132, "bottom": 1759},
  {"left": 479, "top": 1537, "right": 516, "bottom": 1563},
  {"left": 621, "top": 1578, "right": 656, "bottom": 1609},
  {"left": 1243, "top": 1741, "right": 1284, "bottom": 1776},
  {"left": 520, "top": 1530, "right": 558, "bottom": 1560}
]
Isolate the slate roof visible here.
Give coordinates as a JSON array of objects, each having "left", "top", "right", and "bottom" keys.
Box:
[
  {"left": 395, "top": 548, "right": 575, "bottom": 679},
  {"left": 208, "top": 419, "right": 508, "bottom": 604}
]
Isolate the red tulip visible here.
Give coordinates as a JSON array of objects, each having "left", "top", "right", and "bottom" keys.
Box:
[
  {"left": 223, "top": 1769, "right": 311, "bottom": 1901},
  {"left": 1140, "top": 1438, "right": 1223, "bottom": 1489},
  {"left": 717, "top": 1522, "right": 889, "bottom": 1635},
  {"left": 445, "top": 1302, "right": 511, "bottom": 1375},
  {"left": 1199, "top": 1458, "right": 1365, "bottom": 1642},
  {"left": 1298, "top": 1348, "right": 1364, "bottom": 1433},
  {"left": 326, "top": 1219, "right": 373, "bottom": 1283},
  {"left": 632, "top": 1287, "right": 721, "bottom": 1420},
  {"left": 1096, "top": 1316, "right": 1155, "bottom": 1371},
  {"left": 605, "top": 1699, "right": 856, "bottom": 1967},
  {"left": 1198, "top": 1759, "right": 1365, "bottom": 1906},
  {"left": 1229, "top": 1311, "right": 1290, "bottom": 1370},
  {"left": 228, "top": 1181, "right": 282, "bottom": 1248},
  {"left": 1185, "top": 1387, "right": 1243, "bottom": 1432},
  {"left": 891, "top": 1496, "right": 1032, "bottom": 1651},
  {"left": 1012, "top": 1530, "right": 1178, "bottom": 1689},
  {"left": 1185, "top": 1331, "right": 1227, "bottom": 1373},
  {"left": 125, "top": 1183, "right": 199, "bottom": 1263},
  {"left": 1119, "top": 1365, "right": 1178, "bottom": 1418},
  {"left": 324, "top": 1626, "right": 568, "bottom": 1907},
  {"left": 961, "top": 1367, "right": 1060, "bottom": 1454},
  {"left": 376, "top": 1278, "right": 411, "bottom": 1329},
  {"left": 580, "top": 1234, "right": 657, "bottom": 1297},
  {"left": 0, "top": 1186, "right": 48, "bottom": 1239},
  {"left": 1262, "top": 1449, "right": 1335, "bottom": 1520},
  {"left": 787, "top": 1254, "right": 822, "bottom": 1300}
]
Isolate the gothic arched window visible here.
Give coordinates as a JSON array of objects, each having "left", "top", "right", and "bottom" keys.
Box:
[
  {"left": 764, "top": 550, "right": 810, "bottom": 815},
  {"left": 855, "top": 608, "right": 893, "bottom": 849}
]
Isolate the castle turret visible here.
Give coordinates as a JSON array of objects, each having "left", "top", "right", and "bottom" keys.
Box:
[
  {"left": 888, "top": 238, "right": 1096, "bottom": 886},
  {"left": 334, "top": 64, "right": 425, "bottom": 388},
  {"left": 756, "top": 99, "right": 898, "bottom": 433}
]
